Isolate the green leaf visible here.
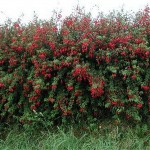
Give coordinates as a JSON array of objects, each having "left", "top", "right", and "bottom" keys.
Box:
[{"left": 105, "top": 103, "right": 110, "bottom": 108}]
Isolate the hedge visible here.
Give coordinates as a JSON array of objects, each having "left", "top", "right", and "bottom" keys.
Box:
[{"left": 0, "top": 7, "right": 150, "bottom": 127}]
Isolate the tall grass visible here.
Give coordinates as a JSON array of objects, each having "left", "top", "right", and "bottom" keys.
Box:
[{"left": 0, "top": 121, "right": 150, "bottom": 150}]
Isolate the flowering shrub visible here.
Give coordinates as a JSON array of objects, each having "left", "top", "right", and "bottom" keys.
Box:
[{"left": 0, "top": 7, "right": 150, "bottom": 126}]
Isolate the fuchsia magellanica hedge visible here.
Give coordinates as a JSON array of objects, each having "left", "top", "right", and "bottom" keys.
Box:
[{"left": 0, "top": 6, "right": 150, "bottom": 126}]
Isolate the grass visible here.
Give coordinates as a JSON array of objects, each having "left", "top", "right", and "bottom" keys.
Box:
[{"left": 0, "top": 120, "right": 150, "bottom": 150}]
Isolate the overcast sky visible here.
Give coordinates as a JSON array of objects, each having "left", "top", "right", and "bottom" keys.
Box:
[{"left": 0, "top": 0, "right": 150, "bottom": 24}]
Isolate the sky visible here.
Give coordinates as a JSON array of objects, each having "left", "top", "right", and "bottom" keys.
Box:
[{"left": 0, "top": 0, "right": 150, "bottom": 24}]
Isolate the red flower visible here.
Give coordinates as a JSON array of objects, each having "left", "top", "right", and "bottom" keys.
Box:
[
  {"left": 38, "top": 52, "right": 47, "bottom": 59},
  {"left": 51, "top": 85, "right": 57, "bottom": 89},
  {"left": 79, "top": 107, "right": 85, "bottom": 112},
  {"left": 45, "top": 74, "right": 51, "bottom": 78},
  {"left": 35, "top": 88, "right": 41, "bottom": 94},
  {"left": 120, "top": 102, "right": 124, "bottom": 106},
  {"left": 128, "top": 94, "right": 134, "bottom": 99},
  {"left": 111, "top": 101, "right": 117, "bottom": 105},
  {"left": 22, "top": 37, "right": 26, "bottom": 42},
  {"left": 48, "top": 98, "right": 55, "bottom": 103},
  {"left": 74, "top": 91, "right": 81, "bottom": 96},
  {"left": 145, "top": 51, "right": 150, "bottom": 57},
  {"left": 126, "top": 114, "right": 130, "bottom": 120},
  {"left": 141, "top": 85, "right": 149, "bottom": 91},
  {"left": 112, "top": 74, "right": 116, "bottom": 78},
  {"left": 90, "top": 87, "right": 104, "bottom": 98},
  {"left": 35, "top": 102, "right": 40, "bottom": 106},
  {"left": 14, "top": 23, "right": 19, "bottom": 28},
  {"left": 30, "top": 105, "right": 36, "bottom": 110},
  {"left": 17, "top": 46, "right": 23, "bottom": 52},
  {"left": 33, "top": 35, "right": 40, "bottom": 41},
  {"left": 23, "top": 85, "right": 29, "bottom": 91},
  {"left": 9, "top": 88, "right": 14, "bottom": 93},
  {"left": 109, "top": 42, "right": 115, "bottom": 49},
  {"left": 0, "top": 59, "right": 5, "bottom": 65},
  {"left": 121, "top": 52, "right": 126, "bottom": 56},
  {"left": 62, "top": 29, "right": 69, "bottom": 35},
  {"left": 82, "top": 41, "right": 88, "bottom": 53},
  {"left": 67, "top": 86, "right": 73, "bottom": 91},
  {"left": 131, "top": 75, "right": 136, "bottom": 80},
  {"left": 135, "top": 39, "right": 142, "bottom": 44},
  {"left": 49, "top": 42, "right": 55, "bottom": 49},
  {"left": 12, "top": 38, "right": 16, "bottom": 43},
  {"left": 105, "top": 57, "right": 110, "bottom": 63},
  {"left": 137, "top": 103, "right": 143, "bottom": 108},
  {"left": 0, "top": 82, "right": 4, "bottom": 88}
]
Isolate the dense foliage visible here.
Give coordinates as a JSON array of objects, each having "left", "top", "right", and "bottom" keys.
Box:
[{"left": 0, "top": 7, "right": 150, "bottom": 127}]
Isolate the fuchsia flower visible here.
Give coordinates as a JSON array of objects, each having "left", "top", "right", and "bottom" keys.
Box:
[
  {"left": 112, "top": 74, "right": 116, "bottom": 78},
  {"left": 141, "top": 85, "right": 149, "bottom": 91},
  {"left": 112, "top": 101, "right": 117, "bottom": 105},
  {"left": 17, "top": 46, "right": 23, "bottom": 52},
  {"left": 0, "top": 82, "right": 4, "bottom": 88},
  {"left": 121, "top": 52, "right": 126, "bottom": 56},
  {"left": 90, "top": 87, "right": 104, "bottom": 98},
  {"left": 67, "top": 86, "right": 73, "bottom": 91},
  {"left": 51, "top": 85, "right": 57, "bottom": 89},
  {"left": 33, "top": 35, "right": 40, "bottom": 41},
  {"left": 14, "top": 23, "right": 19, "bottom": 28},
  {"left": 137, "top": 103, "right": 143, "bottom": 108},
  {"left": 30, "top": 105, "right": 36, "bottom": 110},
  {"left": 48, "top": 98, "right": 55, "bottom": 103},
  {"left": 38, "top": 52, "right": 47, "bottom": 59},
  {"left": 131, "top": 75, "right": 136, "bottom": 80},
  {"left": 35, "top": 88, "right": 41, "bottom": 94}
]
